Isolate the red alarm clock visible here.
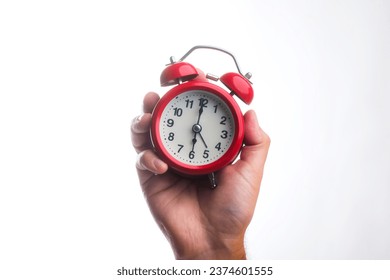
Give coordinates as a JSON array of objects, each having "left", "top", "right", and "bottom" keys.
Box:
[{"left": 150, "top": 46, "right": 253, "bottom": 187}]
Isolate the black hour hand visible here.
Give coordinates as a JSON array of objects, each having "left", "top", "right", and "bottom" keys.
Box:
[
  {"left": 191, "top": 133, "right": 197, "bottom": 151},
  {"left": 198, "top": 132, "right": 208, "bottom": 148}
]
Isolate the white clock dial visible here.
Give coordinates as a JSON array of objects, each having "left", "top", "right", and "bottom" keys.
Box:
[{"left": 159, "top": 90, "right": 235, "bottom": 166}]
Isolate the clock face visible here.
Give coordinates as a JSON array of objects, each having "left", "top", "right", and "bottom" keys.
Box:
[{"left": 158, "top": 90, "right": 235, "bottom": 166}]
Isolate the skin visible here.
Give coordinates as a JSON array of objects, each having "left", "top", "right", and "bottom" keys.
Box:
[{"left": 131, "top": 92, "right": 270, "bottom": 260}]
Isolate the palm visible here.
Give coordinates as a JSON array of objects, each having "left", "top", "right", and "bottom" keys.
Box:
[{"left": 138, "top": 159, "right": 259, "bottom": 248}]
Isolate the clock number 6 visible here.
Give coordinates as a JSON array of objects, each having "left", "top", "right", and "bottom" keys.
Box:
[{"left": 189, "top": 151, "right": 195, "bottom": 159}]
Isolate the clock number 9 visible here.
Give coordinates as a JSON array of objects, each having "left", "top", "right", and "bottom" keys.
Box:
[{"left": 167, "top": 119, "right": 174, "bottom": 127}]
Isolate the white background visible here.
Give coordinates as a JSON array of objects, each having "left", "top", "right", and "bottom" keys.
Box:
[{"left": 1, "top": 0, "right": 389, "bottom": 278}]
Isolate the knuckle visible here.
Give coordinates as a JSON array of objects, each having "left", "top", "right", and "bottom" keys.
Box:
[
  {"left": 136, "top": 150, "right": 153, "bottom": 169},
  {"left": 130, "top": 115, "right": 142, "bottom": 134},
  {"left": 136, "top": 151, "right": 146, "bottom": 170},
  {"left": 131, "top": 133, "right": 152, "bottom": 153},
  {"left": 264, "top": 133, "right": 271, "bottom": 145},
  {"left": 131, "top": 113, "right": 152, "bottom": 134}
]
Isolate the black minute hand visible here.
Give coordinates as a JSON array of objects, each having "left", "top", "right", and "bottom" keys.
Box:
[{"left": 196, "top": 106, "right": 203, "bottom": 124}]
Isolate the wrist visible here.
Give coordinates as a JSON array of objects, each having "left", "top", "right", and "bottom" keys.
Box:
[{"left": 172, "top": 235, "right": 246, "bottom": 260}]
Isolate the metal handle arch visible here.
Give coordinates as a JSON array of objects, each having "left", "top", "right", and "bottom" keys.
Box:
[{"left": 176, "top": 45, "right": 252, "bottom": 81}]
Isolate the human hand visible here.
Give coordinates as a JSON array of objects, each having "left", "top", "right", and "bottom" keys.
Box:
[{"left": 131, "top": 92, "right": 270, "bottom": 260}]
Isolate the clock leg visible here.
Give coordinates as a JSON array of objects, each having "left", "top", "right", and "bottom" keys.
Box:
[{"left": 208, "top": 172, "right": 217, "bottom": 189}]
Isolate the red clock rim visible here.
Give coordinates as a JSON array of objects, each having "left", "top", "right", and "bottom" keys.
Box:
[{"left": 150, "top": 81, "right": 244, "bottom": 176}]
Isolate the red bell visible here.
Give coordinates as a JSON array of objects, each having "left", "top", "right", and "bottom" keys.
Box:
[
  {"left": 160, "top": 62, "right": 199, "bottom": 87},
  {"left": 220, "top": 72, "right": 254, "bottom": 105}
]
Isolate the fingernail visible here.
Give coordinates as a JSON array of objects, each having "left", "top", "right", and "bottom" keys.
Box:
[{"left": 153, "top": 158, "right": 166, "bottom": 173}]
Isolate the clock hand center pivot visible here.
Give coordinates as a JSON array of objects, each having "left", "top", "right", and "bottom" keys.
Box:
[
  {"left": 192, "top": 124, "right": 202, "bottom": 133},
  {"left": 192, "top": 124, "right": 208, "bottom": 148}
]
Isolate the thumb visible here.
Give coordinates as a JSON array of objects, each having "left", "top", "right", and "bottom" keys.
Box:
[{"left": 239, "top": 110, "right": 271, "bottom": 168}]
